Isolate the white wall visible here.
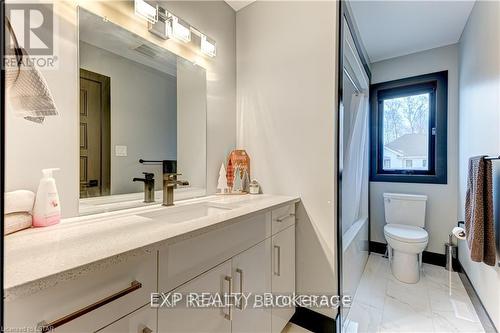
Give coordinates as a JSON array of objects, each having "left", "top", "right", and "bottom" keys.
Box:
[
  {"left": 5, "top": 1, "right": 236, "bottom": 217},
  {"left": 370, "top": 44, "right": 459, "bottom": 254},
  {"left": 236, "top": 1, "right": 338, "bottom": 318},
  {"left": 457, "top": 1, "right": 500, "bottom": 329},
  {"left": 79, "top": 41, "right": 177, "bottom": 195}
]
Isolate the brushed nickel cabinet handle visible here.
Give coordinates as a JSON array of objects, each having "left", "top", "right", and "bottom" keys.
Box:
[
  {"left": 37, "top": 280, "right": 142, "bottom": 332},
  {"left": 236, "top": 268, "right": 243, "bottom": 310},
  {"left": 224, "top": 276, "right": 233, "bottom": 321},
  {"left": 276, "top": 213, "right": 295, "bottom": 222},
  {"left": 143, "top": 327, "right": 153, "bottom": 333},
  {"left": 274, "top": 245, "right": 281, "bottom": 276}
]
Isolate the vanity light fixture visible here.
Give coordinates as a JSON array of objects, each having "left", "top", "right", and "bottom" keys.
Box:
[
  {"left": 134, "top": 0, "right": 158, "bottom": 24},
  {"left": 200, "top": 34, "right": 216, "bottom": 58},
  {"left": 143, "top": 5, "right": 216, "bottom": 57},
  {"left": 166, "top": 14, "right": 191, "bottom": 43}
]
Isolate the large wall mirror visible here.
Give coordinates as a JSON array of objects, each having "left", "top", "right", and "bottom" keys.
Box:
[{"left": 78, "top": 8, "right": 207, "bottom": 215}]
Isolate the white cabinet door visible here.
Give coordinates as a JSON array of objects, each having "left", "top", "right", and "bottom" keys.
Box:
[
  {"left": 271, "top": 226, "right": 296, "bottom": 333},
  {"left": 158, "top": 261, "right": 232, "bottom": 333},
  {"left": 232, "top": 239, "right": 272, "bottom": 333},
  {"left": 97, "top": 305, "right": 156, "bottom": 333}
]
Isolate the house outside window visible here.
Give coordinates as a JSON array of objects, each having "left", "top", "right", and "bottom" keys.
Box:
[
  {"left": 383, "top": 158, "right": 391, "bottom": 169},
  {"left": 370, "top": 71, "right": 448, "bottom": 184}
]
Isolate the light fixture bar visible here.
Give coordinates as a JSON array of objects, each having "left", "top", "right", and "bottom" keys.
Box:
[{"left": 144, "top": 6, "right": 217, "bottom": 57}]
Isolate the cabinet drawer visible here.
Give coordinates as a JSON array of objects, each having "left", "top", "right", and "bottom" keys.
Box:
[
  {"left": 159, "top": 212, "right": 271, "bottom": 293},
  {"left": 97, "top": 304, "right": 156, "bottom": 333},
  {"left": 271, "top": 204, "right": 295, "bottom": 235},
  {"left": 4, "top": 252, "right": 157, "bottom": 332}
]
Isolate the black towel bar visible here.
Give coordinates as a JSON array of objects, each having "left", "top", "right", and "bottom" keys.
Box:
[{"left": 139, "top": 159, "right": 163, "bottom": 164}]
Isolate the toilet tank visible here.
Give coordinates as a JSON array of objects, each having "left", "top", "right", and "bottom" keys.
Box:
[{"left": 383, "top": 193, "right": 427, "bottom": 227}]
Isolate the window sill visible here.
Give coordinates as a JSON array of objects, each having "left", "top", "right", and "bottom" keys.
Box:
[{"left": 370, "top": 173, "right": 447, "bottom": 184}]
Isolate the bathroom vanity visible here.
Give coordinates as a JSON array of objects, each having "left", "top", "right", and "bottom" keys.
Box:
[{"left": 4, "top": 195, "right": 298, "bottom": 333}]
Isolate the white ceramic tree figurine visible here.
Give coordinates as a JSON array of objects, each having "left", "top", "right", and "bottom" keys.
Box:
[{"left": 217, "top": 163, "right": 228, "bottom": 193}]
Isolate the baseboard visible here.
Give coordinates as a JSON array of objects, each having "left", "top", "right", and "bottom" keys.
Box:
[
  {"left": 369, "top": 240, "right": 387, "bottom": 255},
  {"left": 369, "top": 241, "right": 456, "bottom": 268},
  {"left": 290, "top": 306, "right": 336, "bottom": 333},
  {"left": 457, "top": 260, "right": 498, "bottom": 333}
]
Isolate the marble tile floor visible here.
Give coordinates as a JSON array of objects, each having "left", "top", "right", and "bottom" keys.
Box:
[
  {"left": 282, "top": 323, "right": 313, "bottom": 333},
  {"left": 345, "top": 254, "right": 485, "bottom": 333}
]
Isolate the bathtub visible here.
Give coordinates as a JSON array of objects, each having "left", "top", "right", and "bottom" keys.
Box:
[{"left": 342, "top": 217, "right": 369, "bottom": 314}]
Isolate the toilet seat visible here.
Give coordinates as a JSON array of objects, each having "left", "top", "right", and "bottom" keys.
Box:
[{"left": 384, "top": 224, "right": 428, "bottom": 243}]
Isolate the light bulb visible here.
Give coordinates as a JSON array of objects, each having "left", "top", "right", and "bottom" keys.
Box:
[
  {"left": 134, "top": 0, "right": 158, "bottom": 24},
  {"left": 201, "top": 35, "right": 216, "bottom": 57}
]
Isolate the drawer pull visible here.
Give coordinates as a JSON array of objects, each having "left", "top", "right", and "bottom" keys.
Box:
[
  {"left": 275, "top": 213, "right": 295, "bottom": 222},
  {"left": 274, "top": 245, "right": 281, "bottom": 276},
  {"left": 143, "top": 327, "right": 153, "bottom": 333},
  {"left": 37, "top": 280, "right": 142, "bottom": 332},
  {"left": 223, "top": 276, "right": 233, "bottom": 321}
]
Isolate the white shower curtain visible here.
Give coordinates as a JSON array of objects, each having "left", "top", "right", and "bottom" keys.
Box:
[{"left": 342, "top": 93, "right": 369, "bottom": 234}]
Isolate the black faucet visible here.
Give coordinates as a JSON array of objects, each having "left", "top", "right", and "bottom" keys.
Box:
[
  {"left": 138, "top": 160, "right": 189, "bottom": 206},
  {"left": 133, "top": 172, "right": 155, "bottom": 203}
]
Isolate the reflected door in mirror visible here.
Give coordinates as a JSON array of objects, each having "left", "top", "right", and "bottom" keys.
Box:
[{"left": 79, "top": 69, "right": 111, "bottom": 198}]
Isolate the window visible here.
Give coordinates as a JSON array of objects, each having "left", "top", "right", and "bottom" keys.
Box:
[
  {"left": 383, "top": 158, "right": 391, "bottom": 169},
  {"left": 370, "top": 71, "right": 448, "bottom": 184}
]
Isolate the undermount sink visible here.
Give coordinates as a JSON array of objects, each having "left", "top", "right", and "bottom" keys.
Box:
[{"left": 138, "top": 202, "right": 239, "bottom": 224}]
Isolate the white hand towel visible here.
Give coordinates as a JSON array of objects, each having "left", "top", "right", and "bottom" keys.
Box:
[
  {"left": 5, "top": 212, "right": 32, "bottom": 235},
  {"left": 5, "top": 190, "right": 35, "bottom": 214}
]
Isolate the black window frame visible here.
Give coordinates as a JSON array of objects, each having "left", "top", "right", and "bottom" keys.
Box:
[{"left": 370, "top": 71, "right": 448, "bottom": 184}]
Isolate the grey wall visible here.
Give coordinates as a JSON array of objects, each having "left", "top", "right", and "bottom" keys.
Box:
[
  {"left": 457, "top": 1, "right": 500, "bottom": 328},
  {"left": 236, "top": 1, "right": 338, "bottom": 318},
  {"left": 80, "top": 41, "right": 177, "bottom": 195},
  {"left": 370, "top": 44, "right": 459, "bottom": 254}
]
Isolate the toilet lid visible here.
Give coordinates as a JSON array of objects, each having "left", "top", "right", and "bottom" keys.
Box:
[{"left": 384, "top": 224, "right": 428, "bottom": 243}]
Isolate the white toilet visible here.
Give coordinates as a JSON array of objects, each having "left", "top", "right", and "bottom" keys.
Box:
[{"left": 383, "top": 193, "right": 428, "bottom": 283}]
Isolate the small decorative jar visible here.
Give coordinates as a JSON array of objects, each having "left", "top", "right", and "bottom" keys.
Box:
[{"left": 249, "top": 180, "right": 260, "bottom": 195}]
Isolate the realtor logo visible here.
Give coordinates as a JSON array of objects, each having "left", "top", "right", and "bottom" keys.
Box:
[
  {"left": 4, "top": 2, "right": 58, "bottom": 69},
  {"left": 6, "top": 3, "right": 54, "bottom": 55}
]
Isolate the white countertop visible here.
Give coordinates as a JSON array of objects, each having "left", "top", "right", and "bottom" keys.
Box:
[
  {"left": 4, "top": 194, "right": 299, "bottom": 301},
  {"left": 79, "top": 186, "right": 207, "bottom": 215}
]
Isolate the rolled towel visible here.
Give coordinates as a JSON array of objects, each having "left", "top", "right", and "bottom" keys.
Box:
[
  {"left": 5, "top": 190, "right": 35, "bottom": 215},
  {"left": 4, "top": 212, "right": 32, "bottom": 235}
]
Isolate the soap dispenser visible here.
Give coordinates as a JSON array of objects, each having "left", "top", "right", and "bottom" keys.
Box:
[{"left": 33, "top": 168, "right": 61, "bottom": 227}]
